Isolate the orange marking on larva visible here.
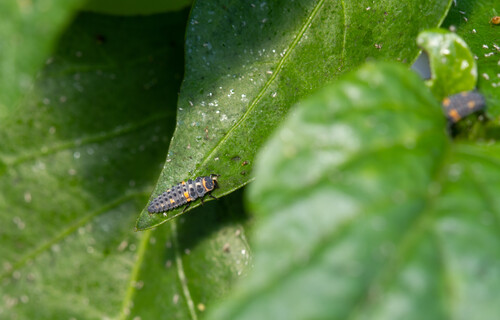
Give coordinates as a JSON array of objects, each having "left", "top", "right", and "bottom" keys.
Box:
[
  {"left": 467, "top": 100, "right": 476, "bottom": 109},
  {"left": 183, "top": 191, "right": 191, "bottom": 201},
  {"left": 448, "top": 109, "right": 461, "bottom": 122},
  {"left": 181, "top": 181, "right": 186, "bottom": 185},
  {"left": 170, "top": 199, "right": 175, "bottom": 204},
  {"left": 202, "top": 178, "right": 209, "bottom": 191},
  {"left": 442, "top": 98, "right": 451, "bottom": 107}
]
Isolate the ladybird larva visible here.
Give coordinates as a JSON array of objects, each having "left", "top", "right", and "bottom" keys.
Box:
[
  {"left": 148, "top": 174, "right": 219, "bottom": 214},
  {"left": 441, "top": 90, "right": 486, "bottom": 124}
]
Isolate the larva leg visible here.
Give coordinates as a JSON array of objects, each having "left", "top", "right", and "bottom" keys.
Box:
[
  {"left": 208, "top": 193, "right": 218, "bottom": 200},
  {"left": 182, "top": 202, "right": 192, "bottom": 213}
]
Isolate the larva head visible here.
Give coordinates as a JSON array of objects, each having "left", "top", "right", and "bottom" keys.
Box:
[{"left": 202, "top": 174, "right": 219, "bottom": 191}]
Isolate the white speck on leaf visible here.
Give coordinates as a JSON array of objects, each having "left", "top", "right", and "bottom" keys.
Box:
[
  {"left": 24, "top": 192, "right": 31, "bottom": 203},
  {"left": 440, "top": 48, "right": 450, "bottom": 55}
]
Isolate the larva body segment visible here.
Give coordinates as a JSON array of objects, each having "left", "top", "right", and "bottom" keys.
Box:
[{"left": 148, "top": 174, "right": 219, "bottom": 214}]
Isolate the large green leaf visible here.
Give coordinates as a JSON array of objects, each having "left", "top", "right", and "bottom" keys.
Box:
[
  {"left": 137, "top": 0, "right": 453, "bottom": 230},
  {"left": 0, "top": 12, "right": 186, "bottom": 319},
  {"left": 209, "top": 63, "right": 500, "bottom": 319},
  {"left": 0, "top": 0, "right": 85, "bottom": 112}
]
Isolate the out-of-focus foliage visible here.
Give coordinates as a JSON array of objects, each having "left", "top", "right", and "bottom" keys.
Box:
[
  {"left": 0, "top": 10, "right": 188, "bottom": 319},
  {"left": 4, "top": 0, "right": 500, "bottom": 319},
  {"left": 0, "top": 0, "right": 85, "bottom": 112},
  {"left": 418, "top": 29, "right": 477, "bottom": 100}
]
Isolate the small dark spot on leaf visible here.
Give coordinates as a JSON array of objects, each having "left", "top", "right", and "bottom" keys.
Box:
[
  {"left": 95, "top": 34, "right": 106, "bottom": 44},
  {"left": 231, "top": 156, "right": 241, "bottom": 162}
]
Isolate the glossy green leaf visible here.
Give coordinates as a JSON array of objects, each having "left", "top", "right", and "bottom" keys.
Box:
[
  {"left": 0, "top": 0, "right": 85, "bottom": 112},
  {"left": 417, "top": 29, "right": 477, "bottom": 100},
  {"left": 136, "top": 0, "right": 453, "bottom": 230},
  {"left": 0, "top": 12, "right": 186, "bottom": 319},
  {"left": 441, "top": 0, "right": 500, "bottom": 119},
  {"left": 209, "top": 63, "right": 500, "bottom": 319}
]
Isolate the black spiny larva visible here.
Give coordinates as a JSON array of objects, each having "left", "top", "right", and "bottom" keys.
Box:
[{"left": 148, "top": 174, "right": 219, "bottom": 214}]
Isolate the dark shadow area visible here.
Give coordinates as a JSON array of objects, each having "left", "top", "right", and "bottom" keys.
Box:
[
  {"left": 3, "top": 9, "right": 189, "bottom": 218},
  {"left": 0, "top": 8, "right": 189, "bottom": 278},
  {"left": 45, "top": 10, "right": 187, "bottom": 199},
  {"left": 175, "top": 188, "right": 251, "bottom": 251}
]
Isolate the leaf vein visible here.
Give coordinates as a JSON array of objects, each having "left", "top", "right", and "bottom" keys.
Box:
[
  {"left": 119, "top": 229, "right": 152, "bottom": 320},
  {"left": 3, "top": 113, "right": 169, "bottom": 167},
  {"left": 341, "top": 0, "right": 347, "bottom": 64},
  {"left": 0, "top": 192, "right": 147, "bottom": 281},
  {"left": 171, "top": 220, "right": 198, "bottom": 320}
]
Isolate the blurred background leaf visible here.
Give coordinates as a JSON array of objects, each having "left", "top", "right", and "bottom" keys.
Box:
[
  {"left": 137, "top": 0, "right": 453, "bottom": 230},
  {"left": 210, "top": 62, "right": 500, "bottom": 320},
  {"left": 0, "top": 10, "right": 186, "bottom": 318},
  {"left": 0, "top": 0, "right": 85, "bottom": 113},
  {"left": 84, "top": 0, "right": 192, "bottom": 15},
  {"left": 417, "top": 29, "right": 477, "bottom": 100}
]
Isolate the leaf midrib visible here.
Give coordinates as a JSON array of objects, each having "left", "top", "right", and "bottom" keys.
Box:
[
  {"left": 171, "top": 219, "right": 198, "bottom": 320},
  {"left": 346, "top": 142, "right": 452, "bottom": 319},
  {"left": 219, "top": 132, "right": 450, "bottom": 318},
  {"left": 192, "top": 0, "right": 329, "bottom": 177}
]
